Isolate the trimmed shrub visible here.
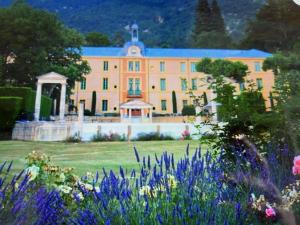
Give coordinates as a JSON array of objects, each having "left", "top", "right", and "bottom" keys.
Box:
[
  {"left": 0, "top": 97, "right": 22, "bottom": 130},
  {"left": 182, "top": 105, "right": 196, "bottom": 116},
  {"left": 84, "top": 109, "right": 93, "bottom": 116},
  {"left": 134, "top": 132, "right": 175, "bottom": 141},
  {"left": 65, "top": 132, "right": 82, "bottom": 143},
  {"left": 91, "top": 132, "right": 126, "bottom": 142},
  {"left": 0, "top": 87, "right": 52, "bottom": 120}
]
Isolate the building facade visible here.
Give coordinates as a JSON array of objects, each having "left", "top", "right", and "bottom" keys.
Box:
[{"left": 71, "top": 24, "right": 274, "bottom": 117}]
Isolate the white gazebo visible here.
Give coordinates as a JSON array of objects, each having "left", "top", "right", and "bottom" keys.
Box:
[
  {"left": 34, "top": 72, "right": 67, "bottom": 122},
  {"left": 120, "top": 99, "right": 153, "bottom": 123}
]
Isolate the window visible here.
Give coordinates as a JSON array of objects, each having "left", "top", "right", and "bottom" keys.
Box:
[
  {"left": 103, "top": 78, "right": 108, "bottom": 90},
  {"left": 255, "top": 62, "right": 261, "bottom": 72},
  {"left": 103, "top": 61, "right": 109, "bottom": 71},
  {"left": 128, "top": 61, "right": 134, "bottom": 71},
  {"left": 128, "top": 78, "right": 134, "bottom": 91},
  {"left": 160, "top": 61, "right": 165, "bottom": 72},
  {"left": 239, "top": 82, "right": 245, "bottom": 91},
  {"left": 102, "top": 100, "right": 108, "bottom": 111},
  {"left": 161, "top": 100, "right": 167, "bottom": 111},
  {"left": 182, "top": 100, "right": 188, "bottom": 107},
  {"left": 256, "top": 78, "right": 263, "bottom": 89},
  {"left": 135, "top": 61, "right": 140, "bottom": 72},
  {"left": 192, "top": 78, "right": 197, "bottom": 90},
  {"left": 135, "top": 78, "right": 140, "bottom": 92},
  {"left": 80, "top": 78, "right": 86, "bottom": 90},
  {"left": 191, "top": 62, "right": 197, "bottom": 72},
  {"left": 180, "top": 62, "right": 186, "bottom": 73},
  {"left": 181, "top": 79, "right": 187, "bottom": 91},
  {"left": 160, "top": 78, "right": 166, "bottom": 91}
]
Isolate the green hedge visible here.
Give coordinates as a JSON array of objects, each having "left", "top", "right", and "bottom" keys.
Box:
[
  {"left": 0, "top": 87, "right": 52, "bottom": 120},
  {"left": 0, "top": 97, "right": 22, "bottom": 130},
  {"left": 182, "top": 105, "right": 196, "bottom": 116}
]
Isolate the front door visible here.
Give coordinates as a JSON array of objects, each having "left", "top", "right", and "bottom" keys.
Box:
[{"left": 130, "top": 109, "right": 141, "bottom": 116}]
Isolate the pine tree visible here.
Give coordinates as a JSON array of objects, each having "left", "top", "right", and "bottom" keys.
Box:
[
  {"left": 91, "top": 91, "right": 96, "bottom": 115},
  {"left": 192, "top": 0, "right": 232, "bottom": 48},
  {"left": 193, "top": 0, "right": 211, "bottom": 38},
  {"left": 210, "top": 0, "right": 225, "bottom": 33},
  {"left": 172, "top": 91, "right": 177, "bottom": 114},
  {"left": 241, "top": 0, "right": 300, "bottom": 52}
]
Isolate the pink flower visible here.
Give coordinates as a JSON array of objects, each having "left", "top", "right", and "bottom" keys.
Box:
[
  {"left": 292, "top": 155, "right": 300, "bottom": 175},
  {"left": 265, "top": 207, "right": 276, "bottom": 218}
]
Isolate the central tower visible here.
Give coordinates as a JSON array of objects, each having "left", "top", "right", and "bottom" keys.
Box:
[{"left": 131, "top": 23, "right": 139, "bottom": 42}]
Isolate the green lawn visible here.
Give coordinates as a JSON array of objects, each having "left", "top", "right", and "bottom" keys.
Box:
[{"left": 0, "top": 140, "right": 201, "bottom": 176}]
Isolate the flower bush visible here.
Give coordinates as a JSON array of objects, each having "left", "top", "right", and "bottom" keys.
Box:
[{"left": 0, "top": 148, "right": 299, "bottom": 224}]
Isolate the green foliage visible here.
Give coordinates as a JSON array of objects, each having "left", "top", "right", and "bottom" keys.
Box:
[
  {"left": 85, "top": 32, "right": 111, "bottom": 46},
  {"left": 84, "top": 109, "right": 93, "bottom": 116},
  {"left": 0, "top": 87, "right": 52, "bottom": 120},
  {"left": 172, "top": 91, "right": 177, "bottom": 114},
  {"left": 0, "top": 97, "right": 22, "bottom": 130},
  {"left": 66, "top": 132, "right": 82, "bottom": 143},
  {"left": 40, "top": 95, "right": 52, "bottom": 119},
  {"left": 91, "top": 91, "right": 96, "bottom": 116},
  {"left": 0, "top": 2, "right": 90, "bottom": 88},
  {"left": 263, "top": 52, "right": 300, "bottom": 154},
  {"left": 241, "top": 0, "right": 300, "bottom": 52},
  {"left": 196, "top": 58, "right": 248, "bottom": 83},
  {"left": 182, "top": 105, "right": 196, "bottom": 116},
  {"left": 203, "top": 92, "right": 208, "bottom": 105}
]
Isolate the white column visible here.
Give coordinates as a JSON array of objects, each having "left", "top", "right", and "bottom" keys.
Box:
[
  {"left": 120, "top": 109, "right": 123, "bottom": 119},
  {"left": 59, "top": 83, "right": 66, "bottom": 121},
  {"left": 149, "top": 109, "right": 152, "bottom": 121},
  {"left": 53, "top": 99, "right": 57, "bottom": 116},
  {"left": 129, "top": 109, "right": 132, "bottom": 119},
  {"left": 141, "top": 108, "right": 144, "bottom": 120},
  {"left": 34, "top": 82, "right": 42, "bottom": 121},
  {"left": 78, "top": 102, "right": 84, "bottom": 122},
  {"left": 211, "top": 90, "right": 218, "bottom": 122},
  {"left": 195, "top": 106, "right": 201, "bottom": 124}
]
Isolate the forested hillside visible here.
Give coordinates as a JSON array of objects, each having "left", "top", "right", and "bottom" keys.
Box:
[{"left": 0, "top": 0, "right": 265, "bottom": 47}]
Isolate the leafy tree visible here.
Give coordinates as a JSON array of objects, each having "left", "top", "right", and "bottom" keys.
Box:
[
  {"left": 0, "top": 1, "right": 90, "bottom": 88},
  {"left": 193, "top": 0, "right": 211, "bottom": 36},
  {"left": 91, "top": 91, "right": 96, "bottom": 115},
  {"left": 85, "top": 32, "right": 111, "bottom": 47},
  {"left": 196, "top": 58, "right": 248, "bottom": 83},
  {"left": 196, "top": 58, "right": 269, "bottom": 154},
  {"left": 241, "top": 0, "right": 300, "bottom": 52},
  {"left": 172, "top": 90, "right": 177, "bottom": 114}
]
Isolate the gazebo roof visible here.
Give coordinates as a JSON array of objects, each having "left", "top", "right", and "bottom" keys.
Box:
[
  {"left": 120, "top": 99, "right": 152, "bottom": 109},
  {"left": 37, "top": 72, "right": 67, "bottom": 84}
]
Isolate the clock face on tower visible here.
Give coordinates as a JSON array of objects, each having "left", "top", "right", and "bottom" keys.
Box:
[{"left": 293, "top": 0, "right": 300, "bottom": 5}]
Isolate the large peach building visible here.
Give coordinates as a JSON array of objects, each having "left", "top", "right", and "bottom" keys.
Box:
[{"left": 71, "top": 24, "right": 274, "bottom": 120}]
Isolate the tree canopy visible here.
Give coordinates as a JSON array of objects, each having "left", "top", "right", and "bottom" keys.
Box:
[
  {"left": 0, "top": 1, "right": 90, "bottom": 88},
  {"left": 241, "top": 0, "right": 300, "bottom": 52},
  {"left": 196, "top": 58, "right": 248, "bottom": 83},
  {"left": 85, "top": 32, "right": 111, "bottom": 47}
]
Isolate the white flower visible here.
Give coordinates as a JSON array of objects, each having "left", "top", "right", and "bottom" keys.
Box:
[
  {"left": 59, "top": 173, "right": 66, "bottom": 182},
  {"left": 58, "top": 185, "right": 72, "bottom": 194},
  {"left": 94, "top": 186, "right": 100, "bottom": 193},
  {"left": 25, "top": 165, "right": 40, "bottom": 181},
  {"left": 84, "top": 183, "right": 93, "bottom": 191}
]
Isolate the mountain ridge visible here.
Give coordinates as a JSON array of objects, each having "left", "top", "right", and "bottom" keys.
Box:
[{"left": 0, "top": 0, "right": 265, "bottom": 47}]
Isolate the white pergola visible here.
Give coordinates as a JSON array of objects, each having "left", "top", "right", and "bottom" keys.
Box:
[
  {"left": 34, "top": 72, "right": 67, "bottom": 122},
  {"left": 120, "top": 99, "right": 153, "bottom": 122}
]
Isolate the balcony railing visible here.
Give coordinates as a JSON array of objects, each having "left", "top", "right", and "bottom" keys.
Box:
[{"left": 128, "top": 90, "right": 142, "bottom": 97}]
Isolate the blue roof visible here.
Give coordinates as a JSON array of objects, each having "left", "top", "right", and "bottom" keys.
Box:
[{"left": 81, "top": 46, "right": 271, "bottom": 58}]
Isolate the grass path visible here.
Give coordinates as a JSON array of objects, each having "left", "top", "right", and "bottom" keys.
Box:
[{"left": 0, "top": 140, "right": 201, "bottom": 176}]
